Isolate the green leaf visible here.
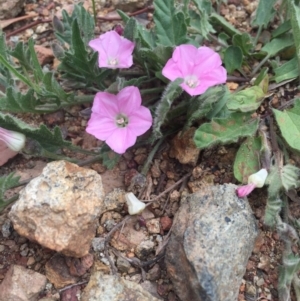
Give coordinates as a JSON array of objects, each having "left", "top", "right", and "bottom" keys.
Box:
[
  {"left": 251, "top": 0, "right": 276, "bottom": 29},
  {"left": 264, "top": 195, "right": 282, "bottom": 227},
  {"left": 232, "top": 33, "right": 253, "bottom": 56},
  {"left": 233, "top": 136, "right": 262, "bottom": 183},
  {"left": 210, "top": 13, "right": 242, "bottom": 37},
  {"left": 287, "top": 0, "right": 300, "bottom": 82},
  {"left": 194, "top": 112, "right": 259, "bottom": 148},
  {"left": 190, "top": 0, "right": 215, "bottom": 39},
  {"left": 273, "top": 99, "right": 300, "bottom": 152},
  {"left": 0, "top": 112, "right": 72, "bottom": 152},
  {"left": 260, "top": 35, "right": 294, "bottom": 57},
  {"left": 272, "top": 20, "right": 291, "bottom": 38},
  {"left": 153, "top": 0, "right": 188, "bottom": 46},
  {"left": 184, "top": 86, "right": 229, "bottom": 129},
  {"left": 224, "top": 46, "right": 243, "bottom": 73},
  {"left": 100, "top": 144, "right": 121, "bottom": 169},
  {"left": 253, "top": 67, "right": 269, "bottom": 93},
  {"left": 227, "top": 86, "right": 265, "bottom": 112},
  {"left": 0, "top": 87, "right": 43, "bottom": 113},
  {"left": 273, "top": 57, "right": 299, "bottom": 83},
  {"left": 0, "top": 173, "right": 20, "bottom": 211},
  {"left": 152, "top": 78, "right": 183, "bottom": 139},
  {"left": 281, "top": 165, "right": 300, "bottom": 191}
]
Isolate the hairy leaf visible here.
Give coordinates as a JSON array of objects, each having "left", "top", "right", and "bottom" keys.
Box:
[
  {"left": 260, "top": 35, "right": 294, "bottom": 57},
  {"left": 184, "top": 86, "right": 229, "bottom": 129},
  {"left": 194, "top": 113, "right": 259, "bottom": 149},
  {"left": 234, "top": 136, "right": 262, "bottom": 183},
  {"left": 0, "top": 173, "right": 20, "bottom": 210},
  {"left": 152, "top": 78, "right": 183, "bottom": 139},
  {"left": 153, "top": 0, "right": 188, "bottom": 46},
  {"left": 0, "top": 112, "right": 71, "bottom": 152},
  {"left": 232, "top": 33, "right": 253, "bottom": 56},
  {"left": 273, "top": 57, "right": 299, "bottom": 83}
]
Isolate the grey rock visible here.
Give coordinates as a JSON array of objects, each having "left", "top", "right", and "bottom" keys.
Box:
[
  {"left": 1, "top": 219, "right": 12, "bottom": 238},
  {"left": 81, "top": 272, "right": 161, "bottom": 301},
  {"left": 92, "top": 237, "right": 105, "bottom": 252},
  {"left": 116, "top": 256, "right": 131, "bottom": 273},
  {"left": 0, "top": 0, "right": 25, "bottom": 19},
  {"left": 165, "top": 184, "right": 258, "bottom": 301},
  {"left": 0, "top": 265, "right": 47, "bottom": 301},
  {"left": 9, "top": 160, "right": 105, "bottom": 258},
  {"left": 135, "top": 240, "right": 155, "bottom": 260}
]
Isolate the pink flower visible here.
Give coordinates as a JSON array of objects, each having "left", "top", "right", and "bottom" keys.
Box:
[
  {"left": 162, "top": 44, "right": 227, "bottom": 96},
  {"left": 88, "top": 30, "right": 134, "bottom": 69},
  {"left": 86, "top": 86, "right": 152, "bottom": 154},
  {"left": 0, "top": 127, "right": 25, "bottom": 151},
  {"left": 236, "top": 169, "right": 268, "bottom": 197}
]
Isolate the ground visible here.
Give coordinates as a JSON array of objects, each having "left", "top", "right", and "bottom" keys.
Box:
[{"left": 0, "top": 0, "right": 300, "bottom": 301}]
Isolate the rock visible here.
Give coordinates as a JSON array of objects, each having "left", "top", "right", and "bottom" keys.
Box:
[
  {"left": 169, "top": 127, "right": 200, "bottom": 166},
  {"left": 165, "top": 184, "right": 258, "bottom": 301},
  {"left": 103, "top": 188, "right": 126, "bottom": 212},
  {"left": 45, "top": 254, "right": 78, "bottom": 289},
  {"left": 111, "top": 0, "right": 149, "bottom": 12},
  {"left": 135, "top": 240, "right": 155, "bottom": 260},
  {"left": 116, "top": 256, "right": 132, "bottom": 273},
  {"left": 1, "top": 219, "right": 12, "bottom": 238},
  {"left": 146, "top": 264, "right": 161, "bottom": 281},
  {"left": 160, "top": 216, "right": 172, "bottom": 232},
  {"left": 0, "top": 0, "right": 25, "bottom": 19},
  {"left": 0, "top": 265, "right": 47, "bottom": 301},
  {"left": 34, "top": 45, "right": 54, "bottom": 66},
  {"left": 9, "top": 160, "right": 105, "bottom": 258},
  {"left": 146, "top": 218, "right": 161, "bottom": 234},
  {"left": 81, "top": 272, "right": 161, "bottom": 301}
]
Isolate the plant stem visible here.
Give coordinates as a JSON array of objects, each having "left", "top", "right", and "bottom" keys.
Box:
[
  {"left": 141, "top": 138, "right": 164, "bottom": 176},
  {"left": 253, "top": 25, "right": 263, "bottom": 48},
  {"left": 250, "top": 54, "right": 271, "bottom": 77},
  {"left": 91, "top": 0, "right": 97, "bottom": 24},
  {"left": 141, "top": 87, "right": 164, "bottom": 95}
]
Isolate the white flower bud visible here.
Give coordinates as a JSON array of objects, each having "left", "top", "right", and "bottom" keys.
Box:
[
  {"left": 125, "top": 192, "right": 146, "bottom": 215},
  {"left": 248, "top": 168, "right": 268, "bottom": 188},
  {"left": 0, "top": 127, "right": 26, "bottom": 151}
]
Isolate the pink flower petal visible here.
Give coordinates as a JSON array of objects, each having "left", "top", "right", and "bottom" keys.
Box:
[
  {"left": 92, "top": 92, "right": 119, "bottom": 118},
  {"left": 105, "top": 127, "right": 137, "bottom": 154},
  {"left": 89, "top": 31, "right": 134, "bottom": 69},
  {"left": 162, "top": 44, "right": 227, "bottom": 96},
  {"left": 117, "top": 86, "right": 141, "bottom": 115},
  {"left": 162, "top": 59, "right": 183, "bottom": 81},
  {"left": 86, "top": 115, "right": 116, "bottom": 141},
  {"left": 172, "top": 45, "right": 198, "bottom": 76},
  {"left": 236, "top": 183, "right": 256, "bottom": 198},
  {"left": 127, "top": 106, "right": 152, "bottom": 136}
]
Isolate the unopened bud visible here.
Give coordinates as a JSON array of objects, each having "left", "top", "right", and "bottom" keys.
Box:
[
  {"left": 0, "top": 127, "right": 26, "bottom": 151},
  {"left": 248, "top": 168, "right": 268, "bottom": 188}
]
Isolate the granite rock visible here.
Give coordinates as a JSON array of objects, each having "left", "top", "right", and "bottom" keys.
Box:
[
  {"left": 81, "top": 272, "right": 161, "bottom": 301},
  {"left": 165, "top": 184, "right": 258, "bottom": 301},
  {"left": 9, "top": 160, "right": 105, "bottom": 257}
]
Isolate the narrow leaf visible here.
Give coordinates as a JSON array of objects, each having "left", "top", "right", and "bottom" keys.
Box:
[
  {"left": 251, "top": 0, "right": 276, "bottom": 29},
  {"left": 152, "top": 78, "right": 183, "bottom": 139}
]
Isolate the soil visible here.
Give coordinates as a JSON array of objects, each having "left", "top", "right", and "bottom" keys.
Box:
[{"left": 0, "top": 1, "right": 300, "bottom": 301}]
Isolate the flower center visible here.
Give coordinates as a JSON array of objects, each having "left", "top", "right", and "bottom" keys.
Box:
[
  {"left": 184, "top": 75, "right": 199, "bottom": 88},
  {"left": 115, "top": 114, "right": 129, "bottom": 128},
  {"left": 108, "top": 58, "right": 119, "bottom": 66}
]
